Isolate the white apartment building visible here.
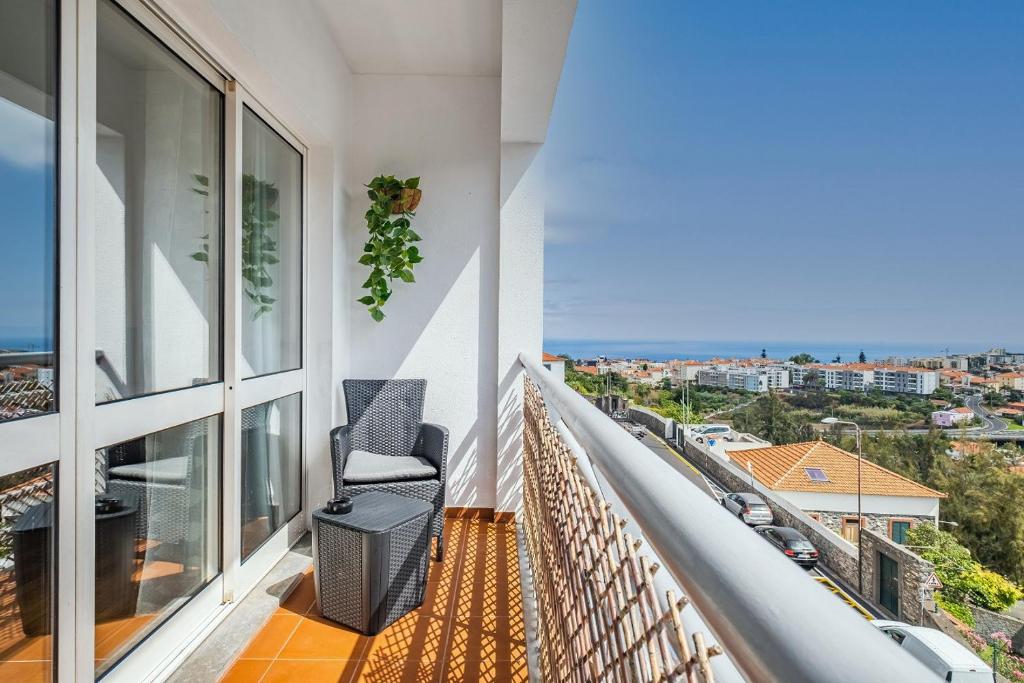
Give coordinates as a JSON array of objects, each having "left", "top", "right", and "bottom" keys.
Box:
[
  {"left": 697, "top": 366, "right": 790, "bottom": 393},
  {"left": 873, "top": 367, "right": 939, "bottom": 395},
  {"left": 817, "top": 365, "right": 874, "bottom": 392},
  {"left": 792, "top": 364, "right": 938, "bottom": 395},
  {"left": 668, "top": 360, "right": 710, "bottom": 382}
]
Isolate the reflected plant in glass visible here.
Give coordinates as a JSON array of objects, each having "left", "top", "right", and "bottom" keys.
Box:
[{"left": 192, "top": 173, "right": 280, "bottom": 319}]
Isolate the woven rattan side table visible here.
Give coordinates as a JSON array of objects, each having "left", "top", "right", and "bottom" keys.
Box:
[{"left": 313, "top": 491, "right": 433, "bottom": 635}]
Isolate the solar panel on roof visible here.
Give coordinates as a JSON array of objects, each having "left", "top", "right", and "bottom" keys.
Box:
[{"left": 804, "top": 467, "right": 829, "bottom": 482}]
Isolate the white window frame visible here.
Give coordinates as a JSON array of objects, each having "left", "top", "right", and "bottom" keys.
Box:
[
  {"left": 224, "top": 85, "right": 310, "bottom": 603},
  {"left": 70, "top": 1, "right": 309, "bottom": 681}
]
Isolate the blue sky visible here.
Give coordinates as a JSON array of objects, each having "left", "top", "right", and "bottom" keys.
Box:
[
  {"left": 543, "top": 2, "right": 1024, "bottom": 349},
  {"left": 0, "top": 97, "right": 55, "bottom": 348}
]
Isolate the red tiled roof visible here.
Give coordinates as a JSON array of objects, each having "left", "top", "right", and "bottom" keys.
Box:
[
  {"left": 728, "top": 441, "right": 945, "bottom": 498},
  {"left": 542, "top": 352, "right": 563, "bottom": 362}
]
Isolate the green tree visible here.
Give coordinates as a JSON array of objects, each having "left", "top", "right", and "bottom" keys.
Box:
[
  {"left": 858, "top": 350, "right": 867, "bottom": 363},
  {"left": 929, "top": 448, "right": 1024, "bottom": 583},
  {"left": 659, "top": 376, "right": 673, "bottom": 391},
  {"left": 761, "top": 348, "right": 767, "bottom": 359},
  {"left": 731, "top": 392, "right": 814, "bottom": 445},
  {"left": 789, "top": 353, "right": 818, "bottom": 365},
  {"left": 905, "top": 524, "right": 1023, "bottom": 613}
]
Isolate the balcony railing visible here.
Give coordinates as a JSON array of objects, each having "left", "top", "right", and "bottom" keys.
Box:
[{"left": 518, "top": 353, "right": 935, "bottom": 683}]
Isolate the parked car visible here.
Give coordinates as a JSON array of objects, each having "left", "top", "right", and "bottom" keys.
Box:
[
  {"left": 753, "top": 526, "right": 818, "bottom": 568},
  {"left": 721, "top": 492, "right": 773, "bottom": 526},
  {"left": 689, "top": 424, "right": 730, "bottom": 437},
  {"left": 871, "top": 621, "right": 993, "bottom": 682}
]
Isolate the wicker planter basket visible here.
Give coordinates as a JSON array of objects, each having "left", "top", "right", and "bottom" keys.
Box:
[{"left": 389, "top": 187, "right": 421, "bottom": 214}]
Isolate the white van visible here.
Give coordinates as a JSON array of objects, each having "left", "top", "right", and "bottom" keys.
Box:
[
  {"left": 687, "top": 424, "right": 731, "bottom": 442},
  {"left": 872, "top": 620, "right": 993, "bottom": 682}
]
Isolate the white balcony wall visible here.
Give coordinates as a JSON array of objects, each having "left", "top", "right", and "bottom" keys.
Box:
[{"left": 343, "top": 74, "right": 502, "bottom": 511}]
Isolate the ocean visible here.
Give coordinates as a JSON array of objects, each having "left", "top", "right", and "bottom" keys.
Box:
[{"left": 542, "top": 339, "right": 974, "bottom": 363}]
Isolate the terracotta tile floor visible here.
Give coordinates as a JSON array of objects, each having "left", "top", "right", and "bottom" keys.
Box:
[{"left": 220, "top": 518, "right": 527, "bottom": 683}]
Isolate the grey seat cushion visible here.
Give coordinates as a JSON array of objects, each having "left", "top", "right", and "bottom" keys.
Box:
[
  {"left": 108, "top": 456, "right": 188, "bottom": 485},
  {"left": 343, "top": 449, "right": 438, "bottom": 484}
]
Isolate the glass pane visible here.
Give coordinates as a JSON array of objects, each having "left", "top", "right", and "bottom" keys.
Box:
[
  {"left": 0, "top": 1, "right": 57, "bottom": 421},
  {"left": 241, "top": 108, "right": 301, "bottom": 378},
  {"left": 0, "top": 463, "right": 55, "bottom": 681},
  {"left": 95, "top": 0, "right": 223, "bottom": 403},
  {"left": 95, "top": 415, "right": 221, "bottom": 676},
  {"left": 241, "top": 393, "right": 301, "bottom": 560}
]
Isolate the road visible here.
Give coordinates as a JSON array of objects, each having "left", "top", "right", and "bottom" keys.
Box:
[
  {"left": 638, "top": 428, "right": 880, "bottom": 619},
  {"left": 857, "top": 393, "right": 1021, "bottom": 440},
  {"left": 964, "top": 394, "right": 1008, "bottom": 434}
]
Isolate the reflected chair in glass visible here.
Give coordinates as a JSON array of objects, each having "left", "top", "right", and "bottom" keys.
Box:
[
  {"left": 103, "top": 422, "right": 206, "bottom": 549},
  {"left": 330, "top": 379, "right": 448, "bottom": 561}
]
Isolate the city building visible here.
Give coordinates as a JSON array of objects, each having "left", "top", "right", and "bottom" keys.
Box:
[
  {"left": 697, "top": 365, "right": 791, "bottom": 393},
  {"left": 725, "top": 441, "right": 944, "bottom": 544},
  {"left": 996, "top": 373, "right": 1024, "bottom": 391},
  {"left": 542, "top": 352, "right": 566, "bottom": 380},
  {"left": 668, "top": 359, "right": 710, "bottom": 382},
  {"left": 793, "top": 363, "right": 939, "bottom": 395},
  {"left": 931, "top": 407, "right": 974, "bottom": 427},
  {"left": 872, "top": 367, "right": 939, "bottom": 395}
]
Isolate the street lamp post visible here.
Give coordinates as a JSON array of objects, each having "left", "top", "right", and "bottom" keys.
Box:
[{"left": 822, "top": 417, "right": 864, "bottom": 594}]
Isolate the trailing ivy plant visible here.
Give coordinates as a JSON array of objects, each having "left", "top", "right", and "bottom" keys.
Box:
[
  {"left": 358, "top": 175, "right": 424, "bottom": 321},
  {"left": 191, "top": 173, "right": 281, "bottom": 318}
]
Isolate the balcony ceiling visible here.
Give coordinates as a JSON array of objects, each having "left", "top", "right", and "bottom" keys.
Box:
[{"left": 313, "top": 0, "right": 501, "bottom": 76}]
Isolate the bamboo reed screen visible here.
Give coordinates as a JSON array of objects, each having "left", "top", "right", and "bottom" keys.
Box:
[{"left": 522, "top": 378, "right": 722, "bottom": 682}]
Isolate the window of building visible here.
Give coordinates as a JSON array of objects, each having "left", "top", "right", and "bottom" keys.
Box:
[
  {"left": 240, "top": 107, "right": 302, "bottom": 378},
  {"left": 804, "top": 467, "right": 829, "bottom": 482},
  {"left": 95, "top": 414, "right": 221, "bottom": 676},
  {"left": 0, "top": 0, "right": 57, "bottom": 421},
  {"left": 95, "top": 0, "right": 224, "bottom": 403},
  {"left": 0, "top": 463, "right": 56, "bottom": 679},
  {"left": 241, "top": 393, "right": 301, "bottom": 561},
  {"left": 889, "top": 519, "right": 912, "bottom": 545}
]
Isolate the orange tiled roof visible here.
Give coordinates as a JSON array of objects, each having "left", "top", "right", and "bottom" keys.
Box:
[
  {"left": 542, "top": 352, "right": 563, "bottom": 362},
  {"left": 728, "top": 441, "right": 945, "bottom": 498},
  {"left": 952, "top": 407, "right": 974, "bottom": 414},
  {"left": 997, "top": 372, "right": 1024, "bottom": 379},
  {"left": 574, "top": 364, "right": 598, "bottom": 375}
]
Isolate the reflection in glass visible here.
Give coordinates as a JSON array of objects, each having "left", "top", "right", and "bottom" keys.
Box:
[
  {"left": 95, "top": 415, "right": 220, "bottom": 676},
  {"left": 0, "top": 1, "right": 57, "bottom": 421},
  {"left": 241, "top": 108, "right": 301, "bottom": 378},
  {"left": 0, "top": 463, "right": 55, "bottom": 681},
  {"left": 241, "top": 394, "right": 301, "bottom": 560},
  {"left": 95, "top": 0, "right": 223, "bottom": 403}
]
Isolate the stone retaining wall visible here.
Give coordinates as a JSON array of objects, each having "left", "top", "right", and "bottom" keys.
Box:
[
  {"left": 683, "top": 437, "right": 933, "bottom": 622},
  {"left": 971, "top": 606, "right": 1024, "bottom": 655},
  {"left": 627, "top": 405, "right": 674, "bottom": 440},
  {"left": 860, "top": 528, "right": 934, "bottom": 623}
]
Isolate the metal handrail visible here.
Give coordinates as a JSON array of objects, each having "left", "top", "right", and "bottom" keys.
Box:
[{"left": 519, "top": 353, "right": 937, "bottom": 683}]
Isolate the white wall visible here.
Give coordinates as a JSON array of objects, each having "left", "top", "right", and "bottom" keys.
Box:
[
  {"left": 343, "top": 75, "right": 501, "bottom": 510},
  {"left": 496, "top": 143, "right": 545, "bottom": 513},
  {"left": 779, "top": 491, "right": 940, "bottom": 519}
]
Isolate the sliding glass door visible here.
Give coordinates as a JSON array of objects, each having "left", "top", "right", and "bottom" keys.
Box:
[
  {"left": 91, "top": 0, "right": 226, "bottom": 675},
  {"left": 0, "top": 0, "right": 308, "bottom": 679}
]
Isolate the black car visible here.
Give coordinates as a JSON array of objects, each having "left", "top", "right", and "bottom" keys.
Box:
[{"left": 753, "top": 525, "right": 819, "bottom": 569}]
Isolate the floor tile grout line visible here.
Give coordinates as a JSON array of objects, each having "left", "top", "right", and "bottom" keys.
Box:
[
  {"left": 436, "top": 519, "right": 472, "bottom": 682},
  {"left": 254, "top": 613, "right": 306, "bottom": 683}
]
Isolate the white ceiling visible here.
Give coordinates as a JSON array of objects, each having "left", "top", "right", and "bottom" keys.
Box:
[{"left": 313, "top": 0, "right": 502, "bottom": 76}]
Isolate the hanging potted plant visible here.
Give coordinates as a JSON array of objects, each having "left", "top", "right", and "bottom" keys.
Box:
[{"left": 357, "top": 175, "right": 424, "bottom": 321}]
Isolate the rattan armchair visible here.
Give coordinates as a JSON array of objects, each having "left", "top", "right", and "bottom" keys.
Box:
[{"left": 330, "top": 379, "right": 448, "bottom": 561}]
